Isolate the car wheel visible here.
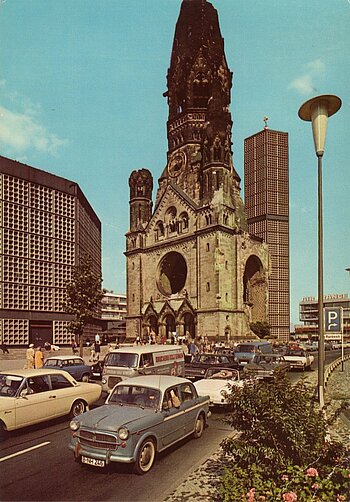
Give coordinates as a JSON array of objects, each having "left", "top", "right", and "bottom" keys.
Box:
[
  {"left": 70, "top": 399, "right": 87, "bottom": 418},
  {"left": 193, "top": 414, "right": 205, "bottom": 439},
  {"left": 133, "top": 438, "right": 156, "bottom": 475},
  {"left": 81, "top": 374, "right": 90, "bottom": 382},
  {"left": 0, "top": 422, "right": 7, "bottom": 442}
]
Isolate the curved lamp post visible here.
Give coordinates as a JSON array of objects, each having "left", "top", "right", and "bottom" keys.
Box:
[{"left": 298, "top": 94, "right": 342, "bottom": 408}]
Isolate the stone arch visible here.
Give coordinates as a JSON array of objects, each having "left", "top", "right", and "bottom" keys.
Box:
[{"left": 243, "top": 255, "right": 267, "bottom": 323}]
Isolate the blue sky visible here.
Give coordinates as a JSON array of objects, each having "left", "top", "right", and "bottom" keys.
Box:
[{"left": 0, "top": 0, "right": 349, "bottom": 326}]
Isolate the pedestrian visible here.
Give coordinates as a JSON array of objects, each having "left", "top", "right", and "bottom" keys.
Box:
[
  {"left": 71, "top": 339, "right": 78, "bottom": 354},
  {"left": 89, "top": 343, "right": 96, "bottom": 362},
  {"left": 35, "top": 346, "right": 44, "bottom": 369},
  {"left": 94, "top": 340, "right": 101, "bottom": 360},
  {"left": 24, "top": 344, "right": 35, "bottom": 369}
]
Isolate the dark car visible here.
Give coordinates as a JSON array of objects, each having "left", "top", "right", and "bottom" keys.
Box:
[
  {"left": 185, "top": 353, "right": 239, "bottom": 381},
  {"left": 243, "top": 353, "right": 291, "bottom": 380},
  {"left": 43, "top": 356, "right": 92, "bottom": 382}
]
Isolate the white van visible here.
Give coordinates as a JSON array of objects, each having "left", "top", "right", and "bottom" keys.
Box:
[{"left": 101, "top": 345, "right": 185, "bottom": 392}]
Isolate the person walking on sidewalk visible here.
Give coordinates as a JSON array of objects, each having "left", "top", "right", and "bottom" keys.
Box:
[
  {"left": 35, "top": 346, "right": 44, "bottom": 369},
  {"left": 24, "top": 344, "right": 35, "bottom": 369}
]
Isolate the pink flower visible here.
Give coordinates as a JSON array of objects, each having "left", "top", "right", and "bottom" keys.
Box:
[
  {"left": 312, "top": 483, "right": 319, "bottom": 490},
  {"left": 246, "top": 488, "right": 256, "bottom": 502},
  {"left": 306, "top": 467, "right": 318, "bottom": 477},
  {"left": 282, "top": 492, "right": 298, "bottom": 502},
  {"left": 281, "top": 475, "right": 289, "bottom": 481}
]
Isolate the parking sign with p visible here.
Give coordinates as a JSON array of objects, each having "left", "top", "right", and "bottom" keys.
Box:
[{"left": 324, "top": 307, "right": 342, "bottom": 334}]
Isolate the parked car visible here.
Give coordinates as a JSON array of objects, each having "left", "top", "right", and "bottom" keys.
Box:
[
  {"left": 243, "top": 353, "right": 291, "bottom": 380},
  {"left": 185, "top": 353, "right": 239, "bottom": 381},
  {"left": 234, "top": 341, "right": 273, "bottom": 367},
  {"left": 0, "top": 369, "right": 102, "bottom": 440},
  {"left": 90, "top": 360, "right": 104, "bottom": 380},
  {"left": 283, "top": 349, "right": 314, "bottom": 371},
  {"left": 69, "top": 375, "right": 210, "bottom": 474},
  {"left": 43, "top": 355, "right": 92, "bottom": 382},
  {"left": 194, "top": 367, "right": 244, "bottom": 407}
]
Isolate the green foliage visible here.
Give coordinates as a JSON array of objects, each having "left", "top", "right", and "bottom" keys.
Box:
[
  {"left": 220, "top": 375, "right": 350, "bottom": 501},
  {"left": 220, "top": 462, "right": 350, "bottom": 501},
  {"left": 61, "top": 254, "right": 104, "bottom": 338},
  {"left": 250, "top": 321, "right": 270, "bottom": 339}
]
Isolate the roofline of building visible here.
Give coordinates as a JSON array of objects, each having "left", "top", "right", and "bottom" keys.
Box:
[{"left": 0, "top": 154, "right": 100, "bottom": 230}]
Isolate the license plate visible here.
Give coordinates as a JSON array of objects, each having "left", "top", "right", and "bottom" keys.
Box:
[{"left": 81, "top": 456, "right": 105, "bottom": 467}]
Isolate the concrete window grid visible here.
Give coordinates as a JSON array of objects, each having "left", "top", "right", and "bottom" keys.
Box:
[
  {"left": 54, "top": 191, "right": 75, "bottom": 218},
  {"left": 29, "top": 260, "right": 53, "bottom": 286},
  {"left": 3, "top": 256, "right": 29, "bottom": 284},
  {"left": 29, "top": 234, "right": 53, "bottom": 261},
  {"left": 54, "top": 239, "right": 75, "bottom": 265},
  {"left": 3, "top": 175, "right": 29, "bottom": 206},
  {"left": 53, "top": 320, "right": 73, "bottom": 344},
  {"left": 4, "top": 201, "right": 29, "bottom": 232},
  {"left": 54, "top": 214, "right": 75, "bottom": 241},
  {"left": 54, "top": 263, "right": 72, "bottom": 288},
  {"left": 30, "top": 184, "right": 53, "bottom": 212},
  {"left": 3, "top": 229, "right": 29, "bottom": 257},
  {"left": 3, "top": 283, "right": 29, "bottom": 310},
  {"left": 30, "top": 208, "right": 53, "bottom": 237},
  {"left": 29, "top": 285, "right": 53, "bottom": 311},
  {"left": 1, "top": 318, "right": 29, "bottom": 345},
  {"left": 53, "top": 288, "right": 66, "bottom": 311}
]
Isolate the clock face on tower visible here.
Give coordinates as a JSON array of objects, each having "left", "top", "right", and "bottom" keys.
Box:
[{"left": 167, "top": 150, "right": 186, "bottom": 177}]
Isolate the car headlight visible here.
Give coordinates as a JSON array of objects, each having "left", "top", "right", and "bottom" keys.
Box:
[
  {"left": 118, "top": 426, "right": 129, "bottom": 440},
  {"left": 70, "top": 420, "right": 80, "bottom": 432}
]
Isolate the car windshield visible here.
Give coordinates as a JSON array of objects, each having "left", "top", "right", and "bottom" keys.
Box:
[
  {"left": 109, "top": 385, "right": 160, "bottom": 409},
  {"left": 285, "top": 350, "right": 304, "bottom": 356},
  {"left": 236, "top": 345, "right": 256, "bottom": 353},
  {"left": 104, "top": 352, "right": 139, "bottom": 368},
  {"left": 193, "top": 354, "right": 217, "bottom": 364},
  {"left": 0, "top": 374, "right": 24, "bottom": 397}
]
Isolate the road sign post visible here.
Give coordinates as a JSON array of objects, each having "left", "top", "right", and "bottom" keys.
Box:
[{"left": 324, "top": 307, "right": 344, "bottom": 371}]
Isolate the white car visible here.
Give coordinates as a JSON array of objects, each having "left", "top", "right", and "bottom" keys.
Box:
[
  {"left": 0, "top": 369, "right": 102, "bottom": 440},
  {"left": 194, "top": 367, "right": 244, "bottom": 406}
]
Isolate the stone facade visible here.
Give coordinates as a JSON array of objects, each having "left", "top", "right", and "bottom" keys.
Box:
[{"left": 125, "top": 0, "right": 270, "bottom": 343}]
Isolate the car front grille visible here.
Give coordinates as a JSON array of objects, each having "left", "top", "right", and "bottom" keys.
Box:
[
  {"left": 108, "top": 376, "right": 122, "bottom": 388},
  {"left": 78, "top": 429, "right": 118, "bottom": 450}
]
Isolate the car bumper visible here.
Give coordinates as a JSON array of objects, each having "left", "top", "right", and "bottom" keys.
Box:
[{"left": 69, "top": 438, "right": 135, "bottom": 464}]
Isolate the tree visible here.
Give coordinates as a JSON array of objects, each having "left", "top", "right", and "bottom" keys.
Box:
[
  {"left": 61, "top": 254, "right": 104, "bottom": 356},
  {"left": 250, "top": 320, "right": 270, "bottom": 338},
  {"left": 220, "top": 375, "right": 349, "bottom": 501}
]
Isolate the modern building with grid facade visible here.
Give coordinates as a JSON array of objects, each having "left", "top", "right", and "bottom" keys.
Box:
[
  {"left": 244, "top": 128, "right": 290, "bottom": 342},
  {"left": 0, "top": 155, "right": 102, "bottom": 347}
]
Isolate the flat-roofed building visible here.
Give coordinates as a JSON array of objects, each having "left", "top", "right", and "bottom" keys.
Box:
[
  {"left": 295, "top": 294, "right": 350, "bottom": 339},
  {"left": 0, "top": 155, "right": 101, "bottom": 347},
  {"left": 244, "top": 127, "right": 290, "bottom": 342}
]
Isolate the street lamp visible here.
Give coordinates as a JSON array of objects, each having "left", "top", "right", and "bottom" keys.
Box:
[{"left": 298, "top": 94, "right": 342, "bottom": 408}]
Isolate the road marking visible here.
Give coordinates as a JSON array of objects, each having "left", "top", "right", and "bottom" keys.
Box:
[{"left": 0, "top": 441, "right": 51, "bottom": 462}]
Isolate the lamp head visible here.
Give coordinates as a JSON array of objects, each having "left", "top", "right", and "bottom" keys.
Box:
[{"left": 298, "top": 94, "right": 341, "bottom": 156}]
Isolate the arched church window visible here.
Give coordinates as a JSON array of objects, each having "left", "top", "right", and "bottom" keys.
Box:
[
  {"left": 206, "top": 282, "right": 210, "bottom": 292},
  {"left": 192, "top": 71, "right": 210, "bottom": 108},
  {"left": 179, "top": 212, "right": 189, "bottom": 232},
  {"left": 206, "top": 243, "right": 210, "bottom": 252}
]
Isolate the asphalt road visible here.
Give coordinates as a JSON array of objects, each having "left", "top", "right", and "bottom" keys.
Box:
[{"left": 0, "top": 409, "right": 233, "bottom": 502}]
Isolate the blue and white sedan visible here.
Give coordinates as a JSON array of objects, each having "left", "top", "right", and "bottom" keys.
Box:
[{"left": 69, "top": 375, "right": 210, "bottom": 474}]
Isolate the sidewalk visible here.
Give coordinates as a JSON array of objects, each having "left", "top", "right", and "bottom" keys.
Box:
[{"left": 0, "top": 346, "right": 110, "bottom": 371}]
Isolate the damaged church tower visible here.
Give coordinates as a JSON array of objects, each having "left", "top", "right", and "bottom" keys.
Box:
[{"left": 126, "top": 0, "right": 270, "bottom": 342}]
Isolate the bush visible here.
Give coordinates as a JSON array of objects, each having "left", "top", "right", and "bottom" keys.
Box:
[{"left": 220, "top": 374, "right": 350, "bottom": 501}]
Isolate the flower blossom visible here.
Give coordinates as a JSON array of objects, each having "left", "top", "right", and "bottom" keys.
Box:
[
  {"left": 282, "top": 492, "right": 298, "bottom": 502},
  {"left": 246, "top": 487, "right": 256, "bottom": 502},
  {"left": 306, "top": 467, "right": 319, "bottom": 477}
]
